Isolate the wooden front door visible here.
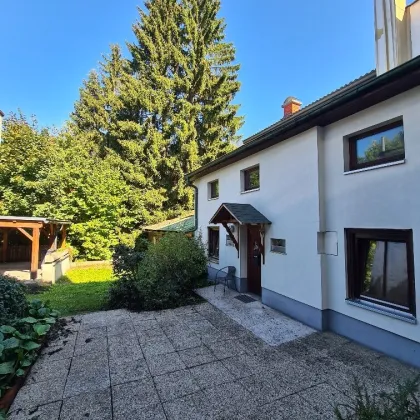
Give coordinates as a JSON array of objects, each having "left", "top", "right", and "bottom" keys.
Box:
[{"left": 247, "top": 225, "right": 262, "bottom": 295}]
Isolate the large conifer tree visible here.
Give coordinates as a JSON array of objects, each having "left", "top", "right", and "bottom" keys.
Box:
[{"left": 72, "top": 0, "right": 242, "bottom": 222}]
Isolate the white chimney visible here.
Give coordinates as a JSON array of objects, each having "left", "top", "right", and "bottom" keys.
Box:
[
  {"left": 0, "top": 110, "right": 4, "bottom": 144},
  {"left": 374, "top": 0, "right": 412, "bottom": 75}
]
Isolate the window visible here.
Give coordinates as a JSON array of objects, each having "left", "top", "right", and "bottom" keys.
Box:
[
  {"left": 242, "top": 165, "right": 260, "bottom": 191},
  {"left": 346, "top": 229, "right": 415, "bottom": 315},
  {"left": 208, "top": 227, "right": 219, "bottom": 261},
  {"left": 271, "top": 238, "right": 286, "bottom": 254},
  {"left": 208, "top": 180, "right": 219, "bottom": 199},
  {"left": 348, "top": 120, "right": 404, "bottom": 170}
]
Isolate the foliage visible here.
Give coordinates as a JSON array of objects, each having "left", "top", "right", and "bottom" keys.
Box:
[
  {"left": 335, "top": 376, "right": 420, "bottom": 419},
  {"left": 72, "top": 0, "right": 243, "bottom": 218},
  {"left": 109, "top": 233, "right": 207, "bottom": 310},
  {"left": 26, "top": 266, "right": 114, "bottom": 316},
  {"left": 0, "top": 300, "right": 59, "bottom": 399},
  {"left": 0, "top": 275, "right": 28, "bottom": 326},
  {"left": 0, "top": 113, "right": 130, "bottom": 260},
  {"left": 112, "top": 236, "right": 149, "bottom": 277}
]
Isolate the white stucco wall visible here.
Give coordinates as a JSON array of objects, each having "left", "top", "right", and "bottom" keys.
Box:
[
  {"left": 322, "top": 86, "right": 420, "bottom": 342},
  {"left": 195, "top": 127, "right": 324, "bottom": 310},
  {"left": 410, "top": 0, "right": 420, "bottom": 57}
]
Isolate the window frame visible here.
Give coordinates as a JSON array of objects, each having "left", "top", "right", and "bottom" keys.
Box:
[
  {"left": 346, "top": 228, "right": 416, "bottom": 316},
  {"left": 208, "top": 227, "right": 220, "bottom": 262},
  {"left": 208, "top": 179, "right": 219, "bottom": 200},
  {"left": 348, "top": 120, "right": 405, "bottom": 171},
  {"left": 242, "top": 165, "right": 260, "bottom": 192},
  {"left": 270, "top": 238, "right": 286, "bottom": 255}
]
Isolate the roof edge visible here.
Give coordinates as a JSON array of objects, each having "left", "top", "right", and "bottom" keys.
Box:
[{"left": 187, "top": 56, "right": 420, "bottom": 182}]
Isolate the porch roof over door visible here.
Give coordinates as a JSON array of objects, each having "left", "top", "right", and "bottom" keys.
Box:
[{"left": 209, "top": 203, "right": 271, "bottom": 225}]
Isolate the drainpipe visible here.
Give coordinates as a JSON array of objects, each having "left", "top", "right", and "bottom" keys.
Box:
[
  {"left": 191, "top": 184, "right": 198, "bottom": 232},
  {"left": 185, "top": 176, "right": 198, "bottom": 232}
]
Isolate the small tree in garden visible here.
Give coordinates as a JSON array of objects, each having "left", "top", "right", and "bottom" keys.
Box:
[{"left": 109, "top": 233, "right": 208, "bottom": 310}]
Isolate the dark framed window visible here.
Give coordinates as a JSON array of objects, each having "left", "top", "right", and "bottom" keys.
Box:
[
  {"left": 208, "top": 227, "right": 219, "bottom": 261},
  {"left": 348, "top": 120, "right": 404, "bottom": 170},
  {"left": 243, "top": 165, "right": 260, "bottom": 191},
  {"left": 208, "top": 180, "right": 219, "bottom": 199},
  {"left": 346, "top": 228, "right": 415, "bottom": 315}
]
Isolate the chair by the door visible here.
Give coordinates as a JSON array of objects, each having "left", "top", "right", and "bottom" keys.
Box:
[{"left": 214, "top": 266, "right": 236, "bottom": 293}]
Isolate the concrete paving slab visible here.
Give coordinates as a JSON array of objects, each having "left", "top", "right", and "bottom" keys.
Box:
[
  {"left": 162, "top": 391, "right": 207, "bottom": 420},
  {"left": 60, "top": 389, "right": 112, "bottom": 420},
  {"left": 153, "top": 369, "right": 200, "bottom": 402},
  {"left": 189, "top": 360, "right": 234, "bottom": 388},
  {"left": 40, "top": 343, "right": 75, "bottom": 361},
  {"left": 146, "top": 351, "right": 186, "bottom": 377},
  {"left": 10, "top": 377, "right": 66, "bottom": 411},
  {"left": 178, "top": 345, "right": 216, "bottom": 368},
  {"left": 8, "top": 401, "right": 62, "bottom": 420},
  {"left": 141, "top": 336, "right": 176, "bottom": 357},
  {"left": 112, "top": 378, "right": 161, "bottom": 419},
  {"left": 108, "top": 333, "right": 144, "bottom": 361},
  {"left": 26, "top": 357, "right": 71, "bottom": 384},
  {"left": 110, "top": 358, "right": 151, "bottom": 385},
  {"left": 206, "top": 338, "right": 247, "bottom": 360}
]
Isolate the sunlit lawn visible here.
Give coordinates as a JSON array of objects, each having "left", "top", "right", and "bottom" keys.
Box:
[{"left": 26, "top": 265, "right": 114, "bottom": 317}]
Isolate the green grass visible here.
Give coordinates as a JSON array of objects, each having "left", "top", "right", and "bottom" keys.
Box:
[{"left": 26, "top": 265, "right": 114, "bottom": 316}]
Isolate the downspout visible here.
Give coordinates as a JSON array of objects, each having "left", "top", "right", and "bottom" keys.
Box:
[
  {"left": 186, "top": 177, "right": 198, "bottom": 232},
  {"left": 192, "top": 184, "right": 198, "bottom": 232}
]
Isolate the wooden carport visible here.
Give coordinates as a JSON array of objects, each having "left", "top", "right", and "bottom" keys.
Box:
[{"left": 0, "top": 216, "right": 71, "bottom": 280}]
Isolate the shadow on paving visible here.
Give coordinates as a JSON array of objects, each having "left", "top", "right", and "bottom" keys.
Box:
[{"left": 8, "top": 302, "right": 420, "bottom": 420}]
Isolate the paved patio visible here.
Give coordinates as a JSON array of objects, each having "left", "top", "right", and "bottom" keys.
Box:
[{"left": 9, "top": 302, "right": 419, "bottom": 420}]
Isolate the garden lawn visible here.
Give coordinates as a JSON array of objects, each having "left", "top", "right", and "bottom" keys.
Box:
[{"left": 26, "top": 265, "right": 114, "bottom": 317}]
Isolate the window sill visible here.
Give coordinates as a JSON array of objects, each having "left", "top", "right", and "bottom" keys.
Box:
[
  {"left": 241, "top": 188, "right": 260, "bottom": 194},
  {"left": 209, "top": 258, "right": 219, "bottom": 265},
  {"left": 344, "top": 159, "right": 405, "bottom": 175},
  {"left": 208, "top": 197, "right": 219, "bottom": 201},
  {"left": 346, "top": 299, "right": 417, "bottom": 324}
]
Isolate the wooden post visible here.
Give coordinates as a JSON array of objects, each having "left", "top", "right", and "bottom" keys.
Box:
[
  {"left": 30, "top": 227, "right": 40, "bottom": 280},
  {"left": 1, "top": 229, "right": 8, "bottom": 263},
  {"left": 61, "top": 225, "right": 67, "bottom": 248}
]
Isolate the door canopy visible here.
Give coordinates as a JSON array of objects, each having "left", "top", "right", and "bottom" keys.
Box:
[{"left": 209, "top": 203, "right": 271, "bottom": 225}]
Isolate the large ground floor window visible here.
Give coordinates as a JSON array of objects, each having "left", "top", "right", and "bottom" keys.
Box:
[{"left": 346, "top": 228, "right": 416, "bottom": 315}]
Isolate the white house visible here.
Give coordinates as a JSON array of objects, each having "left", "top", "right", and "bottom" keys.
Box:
[{"left": 187, "top": 0, "right": 420, "bottom": 368}]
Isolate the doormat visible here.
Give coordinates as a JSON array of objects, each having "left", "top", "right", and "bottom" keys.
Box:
[{"left": 234, "top": 294, "right": 257, "bottom": 304}]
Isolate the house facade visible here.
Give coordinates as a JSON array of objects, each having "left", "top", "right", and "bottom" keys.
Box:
[{"left": 187, "top": 0, "right": 420, "bottom": 367}]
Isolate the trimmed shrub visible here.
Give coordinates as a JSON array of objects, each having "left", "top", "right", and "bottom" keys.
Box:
[
  {"left": 0, "top": 275, "right": 28, "bottom": 325},
  {"left": 335, "top": 376, "right": 420, "bottom": 419},
  {"left": 109, "top": 233, "right": 207, "bottom": 310},
  {"left": 112, "top": 236, "right": 149, "bottom": 277}
]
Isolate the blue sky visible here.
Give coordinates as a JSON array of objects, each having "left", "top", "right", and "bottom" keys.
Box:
[{"left": 1, "top": 0, "right": 375, "bottom": 140}]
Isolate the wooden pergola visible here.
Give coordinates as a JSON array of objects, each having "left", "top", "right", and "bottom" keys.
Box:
[{"left": 0, "top": 216, "right": 71, "bottom": 280}]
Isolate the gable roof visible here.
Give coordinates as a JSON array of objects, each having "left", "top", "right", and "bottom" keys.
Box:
[
  {"left": 209, "top": 203, "right": 271, "bottom": 225},
  {"left": 144, "top": 213, "right": 195, "bottom": 233},
  {"left": 187, "top": 55, "right": 420, "bottom": 182}
]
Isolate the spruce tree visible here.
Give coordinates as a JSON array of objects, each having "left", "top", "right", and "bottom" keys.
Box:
[{"left": 72, "top": 0, "right": 242, "bottom": 219}]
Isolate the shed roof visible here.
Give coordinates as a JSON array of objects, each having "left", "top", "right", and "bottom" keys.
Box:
[
  {"left": 0, "top": 216, "right": 71, "bottom": 225},
  {"left": 209, "top": 203, "right": 271, "bottom": 225},
  {"left": 144, "top": 213, "right": 195, "bottom": 233}
]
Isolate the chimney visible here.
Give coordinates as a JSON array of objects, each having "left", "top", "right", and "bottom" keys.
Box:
[
  {"left": 0, "top": 110, "right": 4, "bottom": 144},
  {"left": 374, "top": 0, "right": 412, "bottom": 75},
  {"left": 282, "top": 97, "right": 302, "bottom": 118}
]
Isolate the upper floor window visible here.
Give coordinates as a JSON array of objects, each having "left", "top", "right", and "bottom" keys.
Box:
[
  {"left": 348, "top": 120, "right": 404, "bottom": 170},
  {"left": 242, "top": 165, "right": 260, "bottom": 192},
  {"left": 346, "top": 228, "right": 415, "bottom": 315},
  {"left": 208, "top": 180, "right": 219, "bottom": 200}
]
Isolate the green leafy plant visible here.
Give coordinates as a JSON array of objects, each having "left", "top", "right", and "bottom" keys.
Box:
[
  {"left": 0, "top": 275, "right": 28, "bottom": 325},
  {"left": 0, "top": 300, "right": 59, "bottom": 399},
  {"left": 112, "top": 236, "right": 149, "bottom": 277},
  {"left": 335, "top": 376, "right": 420, "bottom": 419},
  {"left": 109, "top": 233, "right": 207, "bottom": 311}
]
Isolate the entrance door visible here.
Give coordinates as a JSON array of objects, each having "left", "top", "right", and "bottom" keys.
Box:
[{"left": 247, "top": 225, "right": 262, "bottom": 295}]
